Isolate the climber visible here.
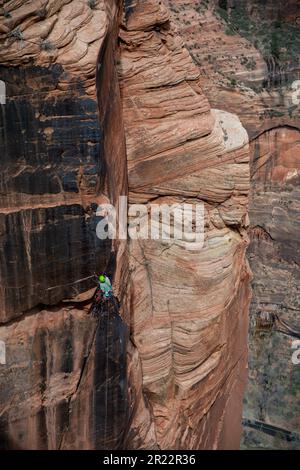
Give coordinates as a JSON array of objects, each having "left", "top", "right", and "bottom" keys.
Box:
[
  {"left": 89, "top": 273, "right": 118, "bottom": 317},
  {"left": 98, "top": 273, "right": 113, "bottom": 299}
]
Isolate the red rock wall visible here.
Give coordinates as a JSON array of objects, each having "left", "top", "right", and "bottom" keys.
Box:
[
  {"left": 0, "top": 0, "right": 252, "bottom": 450},
  {"left": 164, "top": 0, "right": 300, "bottom": 448},
  {"left": 119, "top": 0, "right": 251, "bottom": 449},
  {"left": 0, "top": 0, "right": 130, "bottom": 450}
]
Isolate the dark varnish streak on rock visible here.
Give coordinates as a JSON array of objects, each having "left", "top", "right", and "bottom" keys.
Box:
[
  {"left": 0, "top": 64, "right": 112, "bottom": 322},
  {"left": 93, "top": 308, "right": 128, "bottom": 449},
  {"left": 0, "top": 205, "right": 111, "bottom": 321}
]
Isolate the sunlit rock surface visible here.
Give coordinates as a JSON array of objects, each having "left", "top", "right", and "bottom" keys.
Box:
[
  {"left": 119, "top": 0, "right": 251, "bottom": 449},
  {"left": 164, "top": 0, "right": 300, "bottom": 449}
]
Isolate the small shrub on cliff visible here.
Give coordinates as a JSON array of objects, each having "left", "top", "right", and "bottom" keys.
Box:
[
  {"left": 37, "top": 8, "right": 47, "bottom": 19},
  {"left": 3, "top": 10, "right": 11, "bottom": 18},
  {"left": 88, "top": 0, "right": 96, "bottom": 9},
  {"left": 8, "top": 28, "right": 23, "bottom": 41},
  {"left": 270, "top": 30, "right": 280, "bottom": 59},
  {"left": 225, "top": 26, "right": 235, "bottom": 36},
  {"left": 41, "top": 40, "right": 54, "bottom": 52},
  {"left": 288, "top": 105, "right": 297, "bottom": 118},
  {"left": 265, "top": 109, "right": 285, "bottom": 119},
  {"left": 216, "top": 6, "right": 228, "bottom": 22},
  {"left": 241, "top": 56, "right": 257, "bottom": 70},
  {"left": 219, "top": 0, "right": 227, "bottom": 10}
]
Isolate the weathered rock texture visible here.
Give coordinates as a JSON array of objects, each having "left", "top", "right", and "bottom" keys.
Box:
[
  {"left": 119, "top": 0, "right": 251, "bottom": 449},
  {"left": 0, "top": 0, "right": 252, "bottom": 450},
  {"left": 0, "top": 0, "right": 127, "bottom": 323},
  {"left": 244, "top": 127, "right": 300, "bottom": 449},
  {"left": 0, "top": 306, "right": 128, "bottom": 449},
  {"left": 166, "top": 0, "right": 300, "bottom": 137},
  {"left": 0, "top": 0, "right": 129, "bottom": 450},
  {"left": 165, "top": 0, "right": 300, "bottom": 449}
]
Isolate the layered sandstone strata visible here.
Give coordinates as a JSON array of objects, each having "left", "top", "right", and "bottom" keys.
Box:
[
  {"left": 0, "top": 0, "right": 251, "bottom": 450},
  {"left": 166, "top": 0, "right": 300, "bottom": 137},
  {"left": 119, "top": 0, "right": 251, "bottom": 449}
]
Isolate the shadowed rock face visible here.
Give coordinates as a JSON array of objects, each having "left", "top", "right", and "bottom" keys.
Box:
[
  {"left": 0, "top": 0, "right": 128, "bottom": 323},
  {"left": 229, "top": 0, "right": 299, "bottom": 23},
  {"left": 0, "top": 307, "right": 128, "bottom": 449},
  {"left": 243, "top": 127, "right": 300, "bottom": 449},
  {"left": 0, "top": 0, "right": 129, "bottom": 450},
  {"left": 0, "top": 63, "right": 109, "bottom": 322},
  {"left": 1, "top": 0, "right": 251, "bottom": 450},
  {"left": 0, "top": 308, "right": 93, "bottom": 450}
]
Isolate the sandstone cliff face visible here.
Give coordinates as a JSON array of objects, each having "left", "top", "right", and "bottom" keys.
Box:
[
  {"left": 166, "top": 0, "right": 300, "bottom": 136},
  {"left": 0, "top": 0, "right": 127, "bottom": 322},
  {"left": 0, "top": 0, "right": 129, "bottom": 449},
  {"left": 118, "top": 0, "right": 251, "bottom": 449},
  {"left": 1, "top": 0, "right": 251, "bottom": 450},
  {"left": 165, "top": 0, "right": 300, "bottom": 448},
  {"left": 0, "top": 307, "right": 128, "bottom": 449}
]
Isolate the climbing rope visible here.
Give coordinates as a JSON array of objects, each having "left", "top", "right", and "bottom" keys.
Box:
[{"left": 89, "top": 275, "right": 121, "bottom": 447}]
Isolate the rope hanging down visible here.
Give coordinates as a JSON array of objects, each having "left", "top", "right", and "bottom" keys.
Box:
[{"left": 89, "top": 274, "right": 127, "bottom": 449}]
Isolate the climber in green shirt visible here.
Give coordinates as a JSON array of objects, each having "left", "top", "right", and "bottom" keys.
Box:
[{"left": 98, "top": 274, "right": 113, "bottom": 299}]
